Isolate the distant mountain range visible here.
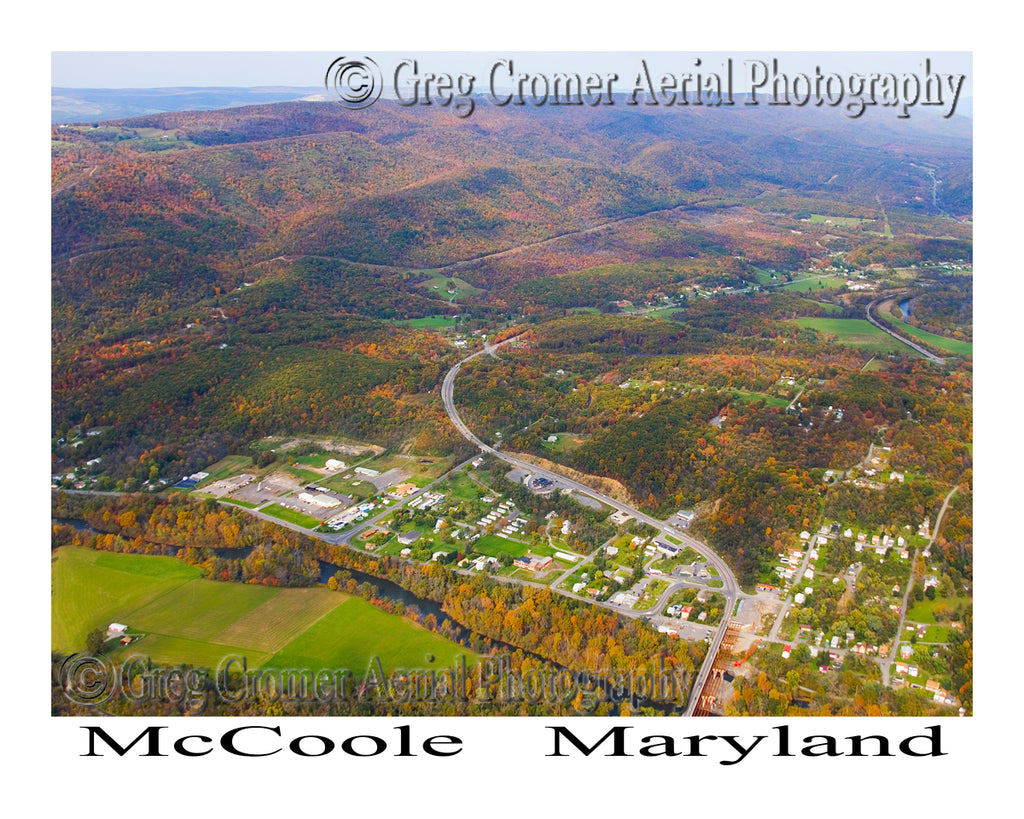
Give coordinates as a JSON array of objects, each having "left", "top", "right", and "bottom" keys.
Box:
[
  {"left": 52, "top": 86, "right": 326, "bottom": 123},
  {"left": 53, "top": 85, "right": 972, "bottom": 125}
]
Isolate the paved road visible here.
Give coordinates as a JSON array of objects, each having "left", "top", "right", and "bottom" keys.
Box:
[
  {"left": 880, "top": 484, "right": 960, "bottom": 686},
  {"left": 441, "top": 336, "right": 745, "bottom": 715}
]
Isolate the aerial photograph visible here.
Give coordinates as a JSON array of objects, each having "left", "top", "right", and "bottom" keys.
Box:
[{"left": 50, "top": 51, "right": 973, "bottom": 719}]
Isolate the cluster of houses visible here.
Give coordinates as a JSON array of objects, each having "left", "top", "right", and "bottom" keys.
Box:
[
  {"left": 853, "top": 531, "right": 910, "bottom": 559},
  {"left": 475, "top": 499, "right": 524, "bottom": 537},
  {"left": 405, "top": 491, "right": 443, "bottom": 511}
]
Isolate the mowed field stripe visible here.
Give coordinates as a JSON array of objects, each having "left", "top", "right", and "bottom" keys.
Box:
[
  {"left": 209, "top": 587, "right": 347, "bottom": 654},
  {"left": 124, "top": 579, "right": 280, "bottom": 642}
]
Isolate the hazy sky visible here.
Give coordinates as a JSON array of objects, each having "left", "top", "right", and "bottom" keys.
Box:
[{"left": 52, "top": 51, "right": 971, "bottom": 96}]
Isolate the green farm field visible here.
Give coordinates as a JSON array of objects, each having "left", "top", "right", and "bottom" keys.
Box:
[
  {"left": 267, "top": 596, "right": 470, "bottom": 672},
  {"left": 398, "top": 315, "right": 462, "bottom": 329},
  {"left": 781, "top": 276, "right": 846, "bottom": 293},
  {"left": 52, "top": 548, "right": 203, "bottom": 652},
  {"left": 794, "top": 317, "right": 921, "bottom": 356},
  {"left": 878, "top": 310, "right": 973, "bottom": 356},
  {"left": 53, "top": 548, "right": 470, "bottom": 672}
]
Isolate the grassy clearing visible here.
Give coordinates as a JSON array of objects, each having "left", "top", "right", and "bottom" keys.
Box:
[
  {"left": 781, "top": 276, "right": 846, "bottom": 293},
  {"left": 540, "top": 433, "right": 589, "bottom": 454},
  {"left": 416, "top": 270, "right": 485, "bottom": 301},
  {"left": 633, "top": 579, "right": 669, "bottom": 610},
  {"left": 906, "top": 596, "right": 972, "bottom": 623},
  {"left": 52, "top": 548, "right": 202, "bottom": 652},
  {"left": 267, "top": 596, "right": 470, "bottom": 672},
  {"left": 319, "top": 473, "right": 376, "bottom": 499},
  {"left": 473, "top": 533, "right": 537, "bottom": 558},
  {"left": 260, "top": 504, "right": 323, "bottom": 529},
  {"left": 808, "top": 214, "right": 874, "bottom": 228},
  {"left": 794, "top": 317, "right": 921, "bottom": 356},
  {"left": 295, "top": 453, "right": 329, "bottom": 468},
  {"left": 398, "top": 315, "right": 462, "bottom": 329},
  {"left": 365, "top": 454, "right": 455, "bottom": 483},
  {"left": 641, "top": 307, "right": 685, "bottom": 321},
  {"left": 197, "top": 455, "right": 254, "bottom": 485},
  {"left": 284, "top": 465, "right": 324, "bottom": 484}
]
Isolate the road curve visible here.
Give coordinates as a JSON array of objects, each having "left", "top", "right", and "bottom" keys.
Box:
[
  {"left": 865, "top": 297, "right": 945, "bottom": 365},
  {"left": 441, "top": 337, "right": 744, "bottom": 715}
]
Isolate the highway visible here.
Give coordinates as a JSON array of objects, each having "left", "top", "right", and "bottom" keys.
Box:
[{"left": 441, "top": 337, "right": 746, "bottom": 715}]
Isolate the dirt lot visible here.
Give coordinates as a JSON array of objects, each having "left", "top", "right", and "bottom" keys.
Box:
[{"left": 230, "top": 471, "right": 303, "bottom": 505}]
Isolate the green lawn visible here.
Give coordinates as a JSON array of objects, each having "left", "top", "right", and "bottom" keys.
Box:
[
  {"left": 540, "top": 433, "right": 589, "bottom": 454},
  {"left": 473, "top": 533, "right": 542, "bottom": 558},
  {"left": 260, "top": 504, "right": 323, "bottom": 529},
  {"left": 267, "top": 596, "right": 470, "bottom": 672},
  {"left": 906, "top": 596, "right": 972, "bottom": 623}
]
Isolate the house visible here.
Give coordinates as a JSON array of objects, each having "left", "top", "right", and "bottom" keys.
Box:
[
  {"left": 782, "top": 645, "right": 791, "bottom": 659},
  {"left": 680, "top": 606, "right": 693, "bottom": 620},
  {"left": 108, "top": 623, "right": 128, "bottom": 634},
  {"left": 397, "top": 530, "right": 422, "bottom": 545}
]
